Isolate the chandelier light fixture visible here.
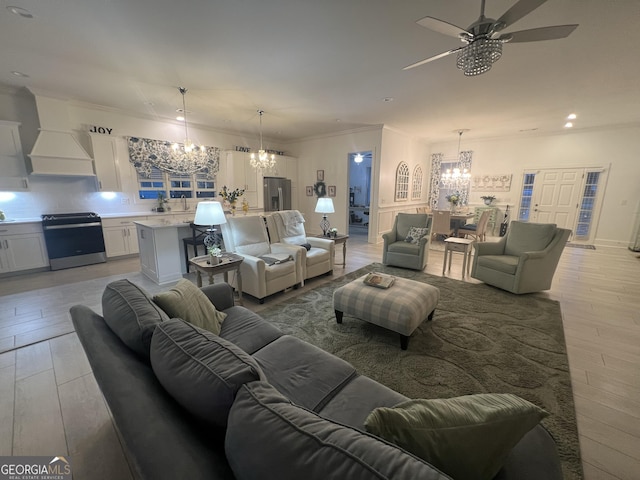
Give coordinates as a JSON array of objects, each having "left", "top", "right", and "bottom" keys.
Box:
[
  {"left": 166, "top": 87, "right": 209, "bottom": 174},
  {"left": 441, "top": 130, "right": 471, "bottom": 190},
  {"left": 250, "top": 110, "right": 276, "bottom": 171},
  {"left": 456, "top": 38, "right": 503, "bottom": 76}
]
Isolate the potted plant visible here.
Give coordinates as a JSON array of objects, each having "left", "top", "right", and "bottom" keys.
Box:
[
  {"left": 156, "top": 192, "right": 169, "bottom": 212},
  {"left": 207, "top": 245, "right": 222, "bottom": 265},
  {"left": 219, "top": 186, "right": 246, "bottom": 215},
  {"left": 481, "top": 195, "right": 496, "bottom": 205}
]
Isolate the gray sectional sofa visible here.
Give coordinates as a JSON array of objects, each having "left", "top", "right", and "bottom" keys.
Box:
[{"left": 70, "top": 280, "right": 563, "bottom": 480}]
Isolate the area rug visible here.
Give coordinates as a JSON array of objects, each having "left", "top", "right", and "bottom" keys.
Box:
[{"left": 258, "top": 263, "right": 582, "bottom": 480}]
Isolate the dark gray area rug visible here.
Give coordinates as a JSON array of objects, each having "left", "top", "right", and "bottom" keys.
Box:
[{"left": 259, "top": 262, "right": 582, "bottom": 480}]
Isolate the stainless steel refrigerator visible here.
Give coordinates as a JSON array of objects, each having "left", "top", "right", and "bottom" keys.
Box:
[{"left": 263, "top": 177, "right": 292, "bottom": 212}]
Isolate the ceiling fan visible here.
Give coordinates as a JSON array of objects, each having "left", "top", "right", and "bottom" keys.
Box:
[{"left": 404, "top": 0, "right": 578, "bottom": 76}]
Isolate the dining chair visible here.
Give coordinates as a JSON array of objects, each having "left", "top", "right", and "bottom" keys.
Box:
[
  {"left": 430, "top": 210, "right": 454, "bottom": 241},
  {"left": 459, "top": 209, "right": 491, "bottom": 242}
]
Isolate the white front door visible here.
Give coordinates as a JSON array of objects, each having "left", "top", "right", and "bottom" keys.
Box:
[{"left": 531, "top": 168, "right": 582, "bottom": 230}]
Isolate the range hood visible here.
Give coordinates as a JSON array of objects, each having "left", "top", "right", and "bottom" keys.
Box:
[{"left": 27, "top": 93, "right": 95, "bottom": 176}]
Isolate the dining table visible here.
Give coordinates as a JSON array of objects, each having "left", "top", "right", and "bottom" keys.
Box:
[{"left": 428, "top": 211, "right": 475, "bottom": 235}]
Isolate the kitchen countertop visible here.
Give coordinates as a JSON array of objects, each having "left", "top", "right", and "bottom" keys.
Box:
[{"left": 134, "top": 219, "right": 194, "bottom": 229}]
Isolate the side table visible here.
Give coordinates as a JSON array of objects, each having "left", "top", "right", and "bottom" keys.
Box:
[
  {"left": 443, "top": 237, "right": 475, "bottom": 278},
  {"left": 314, "top": 233, "right": 349, "bottom": 267},
  {"left": 189, "top": 253, "right": 244, "bottom": 305}
]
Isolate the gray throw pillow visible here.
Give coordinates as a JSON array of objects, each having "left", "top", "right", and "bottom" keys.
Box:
[
  {"left": 102, "top": 279, "right": 170, "bottom": 361},
  {"left": 225, "top": 381, "right": 448, "bottom": 480},
  {"left": 150, "top": 318, "right": 264, "bottom": 427},
  {"left": 364, "top": 393, "right": 548, "bottom": 480}
]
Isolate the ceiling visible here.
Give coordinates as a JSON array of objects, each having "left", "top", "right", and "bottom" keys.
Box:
[{"left": 1, "top": 0, "right": 639, "bottom": 144}]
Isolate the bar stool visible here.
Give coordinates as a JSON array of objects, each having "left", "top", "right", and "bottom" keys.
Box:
[
  {"left": 182, "top": 224, "right": 208, "bottom": 273},
  {"left": 443, "top": 237, "right": 475, "bottom": 278}
]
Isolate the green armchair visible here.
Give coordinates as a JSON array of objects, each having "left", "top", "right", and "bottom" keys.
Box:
[
  {"left": 382, "top": 213, "right": 431, "bottom": 270},
  {"left": 471, "top": 221, "right": 571, "bottom": 294}
]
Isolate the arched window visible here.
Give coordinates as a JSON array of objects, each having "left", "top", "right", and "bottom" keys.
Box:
[
  {"left": 411, "top": 165, "right": 423, "bottom": 200},
  {"left": 395, "top": 162, "right": 410, "bottom": 201}
]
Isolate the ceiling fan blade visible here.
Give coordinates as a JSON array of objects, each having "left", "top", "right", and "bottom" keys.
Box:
[
  {"left": 498, "top": 24, "right": 578, "bottom": 43},
  {"left": 403, "top": 47, "right": 465, "bottom": 71},
  {"left": 416, "top": 16, "right": 470, "bottom": 38},
  {"left": 495, "top": 0, "right": 548, "bottom": 31}
]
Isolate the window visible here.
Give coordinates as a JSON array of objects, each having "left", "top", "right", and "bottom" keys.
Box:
[
  {"left": 395, "top": 162, "right": 410, "bottom": 201},
  {"left": 411, "top": 166, "right": 423, "bottom": 200},
  {"left": 138, "top": 166, "right": 166, "bottom": 200},
  {"left": 518, "top": 173, "right": 536, "bottom": 221},
  {"left": 575, "top": 171, "right": 600, "bottom": 239},
  {"left": 138, "top": 169, "right": 216, "bottom": 201}
]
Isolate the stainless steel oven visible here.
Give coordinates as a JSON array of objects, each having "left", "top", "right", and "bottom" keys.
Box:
[{"left": 42, "top": 212, "right": 107, "bottom": 270}]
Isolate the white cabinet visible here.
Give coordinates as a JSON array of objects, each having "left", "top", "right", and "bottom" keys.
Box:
[
  {"left": 226, "top": 152, "right": 260, "bottom": 208},
  {"left": 102, "top": 216, "right": 147, "bottom": 257},
  {"left": 0, "top": 120, "right": 29, "bottom": 191},
  {"left": 0, "top": 223, "right": 48, "bottom": 273},
  {"left": 90, "top": 134, "right": 122, "bottom": 191}
]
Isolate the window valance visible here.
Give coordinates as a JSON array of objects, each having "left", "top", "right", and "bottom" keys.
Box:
[{"left": 127, "top": 136, "right": 221, "bottom": 179}]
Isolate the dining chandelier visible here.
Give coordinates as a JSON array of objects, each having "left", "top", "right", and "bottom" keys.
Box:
[
  {"left": 167, "top": 87, "right": 208, "bottom": 174},
  {"left": 441, "top": 130, "right": 471, "bottom": 189},
  {"left": 250, "top": 110, "right": 276, "bottom": 171},
  {"left": 456, "top": 38, "right": 503, "bottom": 76}
]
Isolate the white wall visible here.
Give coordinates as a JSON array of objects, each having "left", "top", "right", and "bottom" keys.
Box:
[
  {"left": 287, "top": 127, "right": 383, "bottom": 238},
  {"left": 287, "top": 125, "right": 430, "bottom": 242},
  {"left": 429, "top": 126, "right": 640, "bottom": 246}
]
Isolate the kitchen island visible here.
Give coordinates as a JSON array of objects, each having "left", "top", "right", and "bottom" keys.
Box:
[{"left": 134, "top": 219, "right": 194, "bottom": 285}]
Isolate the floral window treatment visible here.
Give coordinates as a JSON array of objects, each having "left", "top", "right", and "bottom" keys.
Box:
[
  {"left": 126, "top": 136, "right": 221, "bottom": 179},
  {"left": 428, "top": 151, "right": 473, "bottom": 208}
]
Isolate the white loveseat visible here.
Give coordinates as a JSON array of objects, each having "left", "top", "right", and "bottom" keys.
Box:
[{"left": 265, "top": 210, "right": 334, "bottom": 285}]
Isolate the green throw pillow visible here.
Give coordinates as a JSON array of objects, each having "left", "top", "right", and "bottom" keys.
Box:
[
  {"left": 364, "top": 393, "right": 548, "bottom": 480},
  {"left": 153, "top": 279, "right": 227, "bottom": 335}
]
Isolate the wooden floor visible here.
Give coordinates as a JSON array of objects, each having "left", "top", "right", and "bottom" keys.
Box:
[{"left": 0, "top": 232, "right": 639, "bottom": 479}]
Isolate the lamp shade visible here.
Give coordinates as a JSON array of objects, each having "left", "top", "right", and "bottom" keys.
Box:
[
  {"left": 315, "top": 197, "right": 335, "bottom": 214},
  {"left": 194, "top": 201, "right": 227, "bottom": 226}
]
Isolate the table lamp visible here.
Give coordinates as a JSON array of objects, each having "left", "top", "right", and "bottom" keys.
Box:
[
  {"left": 315, "top": 197, "right": 334, "bottom": 236},
  {"left": 194, "top": 201, "right": 227, "bottom": 249}
]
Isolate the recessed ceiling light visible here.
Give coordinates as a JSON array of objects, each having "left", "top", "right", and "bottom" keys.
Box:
[
  {"left": 383, "top": 97, "right": 394, "bottom": 102},
  {"left": 567, "top": 113, "right": 577, "bottom": 120},
  {"left": 564, "top": 122, "right": 573, "bottom": 128},
  {"left": 176, "top": 116, "right": 185, "bottom": 121},
  {"left": 11, "top": 71, "right": 29, "bottom": 78},
  {"left": 7, "top": 6, "right": 33, "bottom": 18}
]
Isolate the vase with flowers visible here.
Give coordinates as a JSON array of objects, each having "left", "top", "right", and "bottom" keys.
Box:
[
  {"left": 445, "top": 191, "right": 461, "bottom": 212},
  {"left": 219, "top": 186, "right": 245, "bottom": 216}
]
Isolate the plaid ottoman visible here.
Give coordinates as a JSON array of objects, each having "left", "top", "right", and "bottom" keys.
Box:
[{"left": 333, "top": 274, "right": 440, "bottom": 350}]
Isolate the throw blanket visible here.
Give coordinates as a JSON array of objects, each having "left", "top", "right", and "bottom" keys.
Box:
[{"left": 275, "top": 211, "right": 305, "bottom": 238}]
